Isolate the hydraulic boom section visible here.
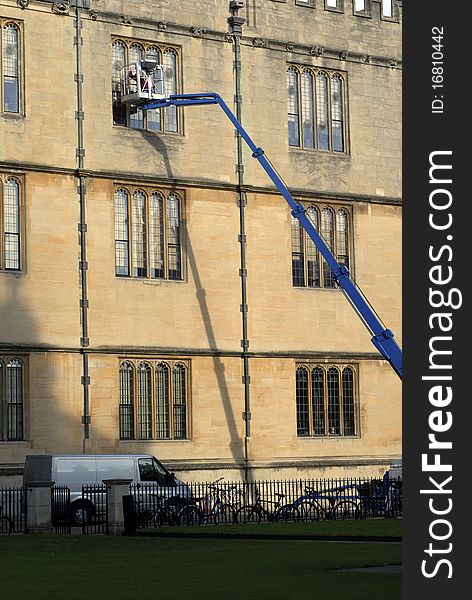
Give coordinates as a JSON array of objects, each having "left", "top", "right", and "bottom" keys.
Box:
[{"left": 137, "top": 92, "right": 403, "bottom": 380}]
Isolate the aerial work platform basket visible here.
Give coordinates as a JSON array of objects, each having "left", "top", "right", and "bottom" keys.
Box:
[{"left": 120, "top": 58, "right": 165, "bottom": 104}]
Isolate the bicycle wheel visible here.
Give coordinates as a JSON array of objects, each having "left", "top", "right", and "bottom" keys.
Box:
[
  {"left": 275, "top": 504, "right": 300, "bottom": 523},
  {"left": 297, "top": 501, "right": 320, "bottom": 522},
  {"left": 357, "top": 500, "right": 369, "bottom": 520},
  {"left": 177, "top": 504, "right": 203, "bottom": 526},
  {"left": 152, "top": 506, "right": 173, "bottom": 527},
  {"left": 0, "top": 515, "right": 13, "bottom": 535},
  {"left": 332, "top": 500, "right": 359, "bottom": 520},
  {"left": 359, "top": 498, "right": 384, "bottom": 519},
  {"left": 212, "top": 503, "right": 235, "bottom": 525},
  {"left": 388, "top": 498, "right": 402, "bottom": 518},
  {"left": 236, "top": 505, "right": 262, "bottom": 524},
  {"left": 136, "top": 509, "right": 155, "bottom": 529}
]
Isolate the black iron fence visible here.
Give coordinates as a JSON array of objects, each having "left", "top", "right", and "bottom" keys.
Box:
[
  {"left": 51, "top": 486, "right": 71, "bottom": 534},
  {"left": 0, "top": 486, "right": 27, "bottom": 534},
  {"left": 129, "top": 476, "right": 402, "bottom": 529},
  {"left": 81, "top": 484, "right": 108, "bottom": 535},
  {"left": 3, "top": 476, "right": 402, "bottom": 535},
  {"left": 51, "top": 484, "right": 109, "bottom": 534}
]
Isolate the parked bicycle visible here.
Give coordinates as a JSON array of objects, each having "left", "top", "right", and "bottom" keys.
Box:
[
  {"left": 178, "top": 477, "right": 238, "bottom": 526},
  {"left": 357, "top": 477, "right": 402, "bottom": 519},
  {"left": 287, "top": 483, "right": 360, "bottom": 521},
  {"left": 236, "top": 489, "right": 299, "bottom": 524},
  {"left": 134, "top": 499, "right": 164, "bottom": 528}
]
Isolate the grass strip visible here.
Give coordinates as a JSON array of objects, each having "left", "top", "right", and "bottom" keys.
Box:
[{"left": 0, "top": 534, "right": 401, "bottom": 600}]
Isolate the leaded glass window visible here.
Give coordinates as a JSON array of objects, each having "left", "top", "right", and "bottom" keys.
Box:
[
  {"left": 163, "top": 50, "right": 178, "bottom": 133},
  {"left": 1, "top": 176, "right": 22, "bottom": 272},
  {"left": 306, "top": 207, "right": 320, "bottom": 288},
  {"left": 287, "top": 66, "right": 347, "bottom": 153},
  {"left": 118, "top": 359, "right": 190, "bottom": 440},
  {"left": 172, "top": 364, "right": 187, "bottom": 440},
  {"left": 342, "top": 367, "right": 355, "bottom": 436},
  {"left": 111, "top": 38, "right": 180, "bottom": 132},
  {"left": 129, "top": 44, "right": 145, "bottom": 130},
  {"left": 149, "top": 193, "right": 165, "bottom": 279},
  {"left": 296, "top": 364, "right": 357, "bottom": 437},
  {"left": 2, "top": 23, "right": 19, "bottom": 113},
  {"left": 114, "top": 187, "right": 183, "bottom": 281},
  {"left": 291, "top": 216, "right": 305, "bottom": 286},
  {"left": 155, "top": 363, "right": 170, "bottom": 439},
  {"left": 301, "top": 71, "right": 315, "bottom": 149},
  {"left": 321, "top": 208, "right": 335, "bottom": 288},
  {"left": 331, "top": 75, "right": 344, "bottom": 152},
  {"left": 287, "top": 68, "right": 300, "bottom": 147},
  {"left": 119, "top": 362, "right": 135, "bottom": 439},
  {"left": 291, "top": 203, "right": 351, "bottom": 289},
  {"left": 132, "top": 191, "right": 147, "bottom": 277},
  {"left": 0, "top": 357, "right": 24, "bottom": 441},
  {"left": 336, "top": 208, "right": 349, "bottom": 270},
  {"left": 137, "top": 362, "right": 152, "bottom": 440},
  {"left": 114, "top": 188, "right": 130, "bottom": 277},
  {"left": 296, "top": 367, "right": 309, "bottom": 436},
  {"left": 316, "top": 73, "right": 329, "bottom": 151}
]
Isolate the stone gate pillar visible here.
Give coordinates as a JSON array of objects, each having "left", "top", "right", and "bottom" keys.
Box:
[
  {"left": 26, "top": 483, "right": 54, "bottom": 534},
  {"left": 102, "top": 478, "right": 132, "bottom": 536}
]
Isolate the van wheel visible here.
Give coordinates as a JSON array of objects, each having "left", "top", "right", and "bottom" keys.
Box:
[{"left": 70, "top": 502, "right": 92, "bottom": 526}]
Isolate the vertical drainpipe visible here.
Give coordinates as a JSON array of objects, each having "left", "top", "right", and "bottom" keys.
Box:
[
  {"left": 228, "top": 2, "right": 251, "bottom": 481},
  {"left": 74, "top": 3, "right": 90, "bottom": 453}
]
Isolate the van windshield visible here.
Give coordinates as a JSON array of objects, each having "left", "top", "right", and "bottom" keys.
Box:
[{"left": 138, "top": 457, "right": 171, "bottom": 486}]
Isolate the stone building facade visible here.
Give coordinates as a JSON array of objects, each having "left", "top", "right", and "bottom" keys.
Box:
[{"left": 0, "top": 0, "right": 402, "bottom": 483}]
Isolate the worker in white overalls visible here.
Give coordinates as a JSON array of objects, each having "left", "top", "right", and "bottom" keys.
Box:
[{"left": 128, "top": 63, "right": 154, "bottom": 98}]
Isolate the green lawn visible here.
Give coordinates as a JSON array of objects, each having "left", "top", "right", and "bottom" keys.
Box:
[
  {"left": 0, "top": 525, "right": 401, "bottom": 600},
  {"left": 140, "top": 517, "right": 402, "bottom": 539}
]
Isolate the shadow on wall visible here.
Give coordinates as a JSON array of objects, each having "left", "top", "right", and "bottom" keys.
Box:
[
  {"left": 186, "top": 230, "right": 244, "bottom": 464},
  {"left": 139, "top": 130, "right": 176, "bottom": 182},
  {"left": 139, "top": 127, "right": 245, "bottom": 466},
  {"left": 0, "top": 278, "right": 84, "bottom": 485}
]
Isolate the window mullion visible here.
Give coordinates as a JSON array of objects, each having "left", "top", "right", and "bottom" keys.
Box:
[
  {"left": 307, "top": 367, "right": 313, "bottom": 436},
  {"left": 145, "top": 192, "right": 150, "bottom": 279},
  {"left": 302, "top": 220, "right": 308, "bottom": 288},
  {"left": 127, "top": 191, "right": 133, "bottom": 277},
  {"left": 184, "top": 366, "right": 189, "bottom": 439},
  {"left": 168, "top": 361, "right": 174, "bottom": 439},
  {"left": 323, "top": 369, "right": 328, "bottom": 436},
  {"left": 0, "top": 27, "right": 3, "bottom": 112},
  {"left": 143, "top": 44, "right": 148, "bottom": 130},
  {"left": 327, "top": 77, "right": 333, "bottom": 152},
  {"left": 296, "top": 69, "right": 303, "bottom": 148},
  {"left": 130, "top": 363, "right": 136, "bottom": 439},
  {"left": 150, "top": 362, "right": 156, "bottom": 439},
  {"left": 313, "top": 69, "right": 318, "bottom": 150},
  {"left": 339, "top": 368, "right": 344, "bottom": 435},
  {"left": 342, "top": 78, "right": 347, "bottom": 152},
  {"left": 319, "top": 205, "right": 324, "bottom": 286},
  {"left": 333, "top": 209, "right": 338, "bottom": 263},
  {"left": 0, "top": 360, "right": 4, "bottom": 440},
  {"left": 163, "top": 195, "right": 169, "bottom": 279},
  {"left": 0, "top": 181, "right": 3, "bottom": 269},
  {"left": 125, "top": 45, "right": 131, "bottom": 127}
]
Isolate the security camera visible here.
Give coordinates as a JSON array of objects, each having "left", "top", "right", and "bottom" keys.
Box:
[{"left": 230, "top": 1, "right": 245, "bottom": 9}]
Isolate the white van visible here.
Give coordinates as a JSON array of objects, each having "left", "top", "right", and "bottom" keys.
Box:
[{"left": 24, "top": 454, "right": 191, "bottom": 525}]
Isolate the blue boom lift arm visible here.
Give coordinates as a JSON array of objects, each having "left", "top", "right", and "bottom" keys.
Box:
[{"left": 139, "top": 92, "right": 403, "bottom": 380}]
